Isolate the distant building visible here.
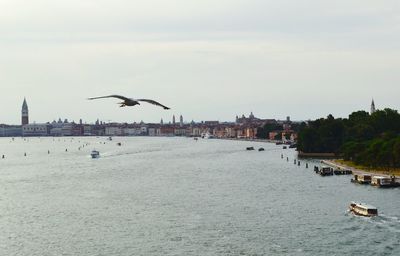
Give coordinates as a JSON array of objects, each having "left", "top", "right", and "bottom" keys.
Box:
[
  {"left": 105, "top": 126, "right": 123, "bottom": 136},
  {"left": 22, "top": 123, "right": 48, "bottom": 136},
  {"left": 21, "top": 98, "right": 29, "bottom": 125},
  {"left": 236, "top": 112, "right": 261, "bottom": 124},
  {"left": 172, "top": 115, "right": 176, "bottom": 125},
  {"left": 179, "top": 115, "right": 183, "bottom": 127},
  {"left": 0, "top": 125, "right": 22, "bottom": 137},
  {"left": 371, "top": 99, "right": 376, "bottom": 114}
]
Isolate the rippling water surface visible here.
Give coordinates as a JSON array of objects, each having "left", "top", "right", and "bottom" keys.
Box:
[{"left": 0, "top": 137, "right": 399, "bottom": 255}]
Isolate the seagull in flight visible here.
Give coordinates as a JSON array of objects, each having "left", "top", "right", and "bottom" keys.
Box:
[{"left": 88, "top": 95, "right": 170, "bottom": 110}]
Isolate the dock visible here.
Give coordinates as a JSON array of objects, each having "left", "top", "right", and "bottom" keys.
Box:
[{"left": 322, "top": 160, "right": 400, "bottom": 185}]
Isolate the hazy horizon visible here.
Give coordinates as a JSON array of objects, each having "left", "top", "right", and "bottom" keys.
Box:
[{"left": 1, "top": 0, "right": 399, "bottom": 124}]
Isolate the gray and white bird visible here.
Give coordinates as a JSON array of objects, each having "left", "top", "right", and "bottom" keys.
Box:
[{"left": 88, "top": 95, "right": 170, "bottom": 110}]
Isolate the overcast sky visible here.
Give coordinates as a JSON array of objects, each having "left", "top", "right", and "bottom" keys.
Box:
[{"left": 1, "top": 0, "right": 399, "bottom": 124}]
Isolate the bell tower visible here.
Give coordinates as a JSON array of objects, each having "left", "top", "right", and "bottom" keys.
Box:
[
  {"left": 21, "top": 98, "right": 29, "bottom": 125},
  {"left": 370, "top": 99, "right": 376, "bottom": 115}
]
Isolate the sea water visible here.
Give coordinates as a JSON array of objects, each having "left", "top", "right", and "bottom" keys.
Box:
[{"left": 0, "top": 137, "right": 399, "bottom": 255}]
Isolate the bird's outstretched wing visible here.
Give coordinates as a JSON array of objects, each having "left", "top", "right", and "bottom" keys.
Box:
[
  {"left": 88, "top": 95, "right": 130, "bottom": 101},
  {"left": 137, "top": 99, "right": 170, "bottom": 110}
]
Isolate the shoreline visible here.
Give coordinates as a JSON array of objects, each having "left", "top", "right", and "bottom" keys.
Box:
[
  {"left": 213, "top": 137, "right": 281, "bottom": 144},
  {"left": 321, "top": 159, "right": 400, "bottom": 179}
]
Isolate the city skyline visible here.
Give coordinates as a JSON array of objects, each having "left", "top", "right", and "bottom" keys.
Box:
[
  {"left": 1, "top": 1, "right": 399, "bottom": 124},
  {"left": 0, "top": 97, "right": 382, "bottom": 126}
]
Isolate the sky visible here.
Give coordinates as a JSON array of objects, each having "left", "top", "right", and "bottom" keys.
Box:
[{"left": 1, "top": 0, "right": 399, "bottom": 125}]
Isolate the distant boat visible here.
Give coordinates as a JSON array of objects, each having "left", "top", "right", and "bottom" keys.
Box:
[
  {"left": 351, "top": 174, "right": 371, "bottom": 184},
  {"left": 318, "top": 166, "right": 333, "bottom": 176},
  {"left": 117, "top": 142, "right": 122, "bottom": 146},
  {"left": 202, "top": 133, "right": 215, "bottom": 139},
  {"left": 246, "top": 147, "right": 255, "bottom": 151},
  {"left": 371, "top": 176, "right": 400, "bottom": 188},
  {"left": 91, "top": 150, "right": 100, "bottom": 159},
  {"left": 206, "top": 133, "right": 215, "bottom": 139},
  {"left": 349, "top": 202, "right": 378, "bottom": 217},
  {"left": 258, "top": 148, "right": 265, "bottom": 151}
]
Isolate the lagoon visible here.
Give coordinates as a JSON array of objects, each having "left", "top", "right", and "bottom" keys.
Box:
[{"left": 0, "top": 137, "right": 399, "bottom": 255}]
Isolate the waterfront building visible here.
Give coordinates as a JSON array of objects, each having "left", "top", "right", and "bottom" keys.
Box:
[
  {"left": 123, "top": 127, "right": 141, "bottom": 136},
  {"left": 49, "top": 127, "right": 63, "bottom": 136},
  {"left": 61, "top": 123, "right": 73, "bottom": 136},
  {"left": 21, "top": 98, "right": 29, "bottom": 125},
  {"left": 174, "top": 127, "right": 187, "bottom": 136},
  {"left": 105, "top": 126, "right": 123, "bottom": 136},
  {"left": 22, "top": 123, "right": 48, "bottom": 136},
  {"left": 0, "top": 125, "right": 22, "bottom": 137},
  {"left": 72, "top": 124, "right": 84, "bottom": 136},
  {"left": 83, "top": 125, "right": 92, "bottom": 136},
  {"left": 148, "top": 128, "right": 157, "bottom": 136},
  {"left": 160, "top": 126, "right": 175, "bottom": 136}
]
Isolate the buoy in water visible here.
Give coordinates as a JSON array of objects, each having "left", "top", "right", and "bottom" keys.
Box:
[
  {"left": 48, "top": 150, "right": 50, "bottom": 154},
  {"left": 2, "top": 155, "right": 4, "bottom": 159},
  {"left": 24, "top": 153, "right": 27, "bottom": 156},
  {"left": 306, "top": 163, "right": 309, "bottom": 168},
  {"left": 298, "top": 161, "right": 300, "bottom": 166},
  {"left": 281, "top": 154, "right": 283, "bottom": 159},
  {"left": 287, "top": 157, "right": 289, "bottom": 162},
  {"left": 65, "top": 149, "right": 68, "bottom": 152}
]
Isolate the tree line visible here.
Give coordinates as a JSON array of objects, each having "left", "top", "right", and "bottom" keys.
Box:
[{"left": 297, "top": 108, "right": 400, "bottom": 169}]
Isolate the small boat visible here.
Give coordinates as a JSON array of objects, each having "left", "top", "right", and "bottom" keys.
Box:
[
  {"left": 258, "top": 148, "right": 265, "bottom": 151},
  {"left": 108, "top": 137, "right": 113, "bottom": 141},
  {"left": 246, "top": 147, "right": 255, "bottom": 151},
  {"left": 351, "top": 174, "right": 371, "bottom": 184},
  {"left": 91, "top": 150, "right": 100, "bottom": 159},
  {"left": 349, "top": 202, "right": 378, "bottom": 217},
  {"left": 371, "top": 176, "right": 400, "bottom": 188},
  {"left": 117, "top": 142, "right": 122, "bottom": 146},
  {"left": 319, "top": 166, "right": 333, "bottom": 176},
  {"left": 282, "top": 146, "right": 287, "bottom": 149},
  {"left": 204, "top": 133, "right": 215, "bottom": 139}
]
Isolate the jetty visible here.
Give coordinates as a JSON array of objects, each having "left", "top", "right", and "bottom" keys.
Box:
[{"left": 322, "top": 160, "right": 400, "bottom": 187}]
